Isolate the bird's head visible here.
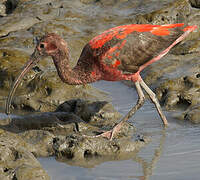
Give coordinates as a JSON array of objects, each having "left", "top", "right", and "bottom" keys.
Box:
[
  {"left": 5, "top": 33, "right": 67, "bottom": 114},
  {"left": 35, "top": 33, "right": 67, "bottom": 57}
]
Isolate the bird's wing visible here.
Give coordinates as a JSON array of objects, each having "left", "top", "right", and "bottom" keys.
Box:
[{"left": 88, "top": 24, "right": 191, "bottom": 73}]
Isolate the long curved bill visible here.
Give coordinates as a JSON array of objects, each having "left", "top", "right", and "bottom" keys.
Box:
[{"left": 5, "top": 50, "right": 40, "bottom": 115}]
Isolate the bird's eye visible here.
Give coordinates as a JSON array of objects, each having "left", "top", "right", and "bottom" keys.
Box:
[{"left": 40, "top": 43, "right": 45, "bottom": 49}]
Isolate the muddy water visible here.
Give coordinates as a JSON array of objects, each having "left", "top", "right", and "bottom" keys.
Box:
[{"left": 37, "top": 81, "right": 200, "bottom": 180}]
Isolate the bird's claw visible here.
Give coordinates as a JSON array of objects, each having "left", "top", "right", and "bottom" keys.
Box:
[
  {"left": 96, "top": 130, "right": 114, "bottom": 140},
  {"left": 82, "top": 130, "right": 114, "bottom": 140},
  {"left": 83, "top": 123, "right": 123, "bottom": 140}
]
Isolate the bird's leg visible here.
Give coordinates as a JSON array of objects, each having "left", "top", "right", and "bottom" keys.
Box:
[
  {"left": 139, "top": 79, "right": 168, "bottom": 127},
  {"left": 96, "top": 81, "right": 145, "bottom": 140}
]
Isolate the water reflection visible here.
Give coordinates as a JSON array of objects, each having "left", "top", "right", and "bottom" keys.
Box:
[{"left": 131, "top": 131, "right": 166, "bottom": 180}]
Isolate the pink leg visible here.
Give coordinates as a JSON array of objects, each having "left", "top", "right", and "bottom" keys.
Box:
[
  {"left": 86, "top": 77, "right": 168, "bottom": 140},
  {"left": 95, "top": 80, "right": 145, "bottom": 140},
  {"left": 140, "top": 79, "right": 168, "bottom": 126}
]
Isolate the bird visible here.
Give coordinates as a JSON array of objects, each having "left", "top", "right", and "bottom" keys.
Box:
[{"left": 6, "top": 23, "right": 197, "bottom": 140}]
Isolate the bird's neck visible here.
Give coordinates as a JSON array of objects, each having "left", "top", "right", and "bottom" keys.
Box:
[{"left": 52, "top": 49, "right": 100, "bottom": 85}]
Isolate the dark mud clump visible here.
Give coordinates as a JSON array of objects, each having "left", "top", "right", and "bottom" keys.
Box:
[{"left": 0, "top": 129, "right": 50, "bottom": 180}]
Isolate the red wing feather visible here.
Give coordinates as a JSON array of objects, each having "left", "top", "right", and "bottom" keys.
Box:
[
  {"left": 78, "top": 24, "right": 197, "bottom": 80},
  {"left": 89, "top": 24, "right": 197, "bottom": 74},
  {"left": 89, "top": 23, "right": 186, "bottom": 49}
]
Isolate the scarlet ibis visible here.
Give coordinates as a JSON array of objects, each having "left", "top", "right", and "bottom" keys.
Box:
[{"left": 6, "top": 24, "right": 197, "bottom": 140}]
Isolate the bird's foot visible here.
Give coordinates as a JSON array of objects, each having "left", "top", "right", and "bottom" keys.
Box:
[
  {"left": 95, "top": 130, "right": 113, "bottom": 140},
  {"left": 83, "top": 122, "right": 123, "bottom": 140}
]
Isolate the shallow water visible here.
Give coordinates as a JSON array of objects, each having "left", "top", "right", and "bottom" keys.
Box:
[{"left": 37, "top": 81, "right": 200, "bottom": 180}]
